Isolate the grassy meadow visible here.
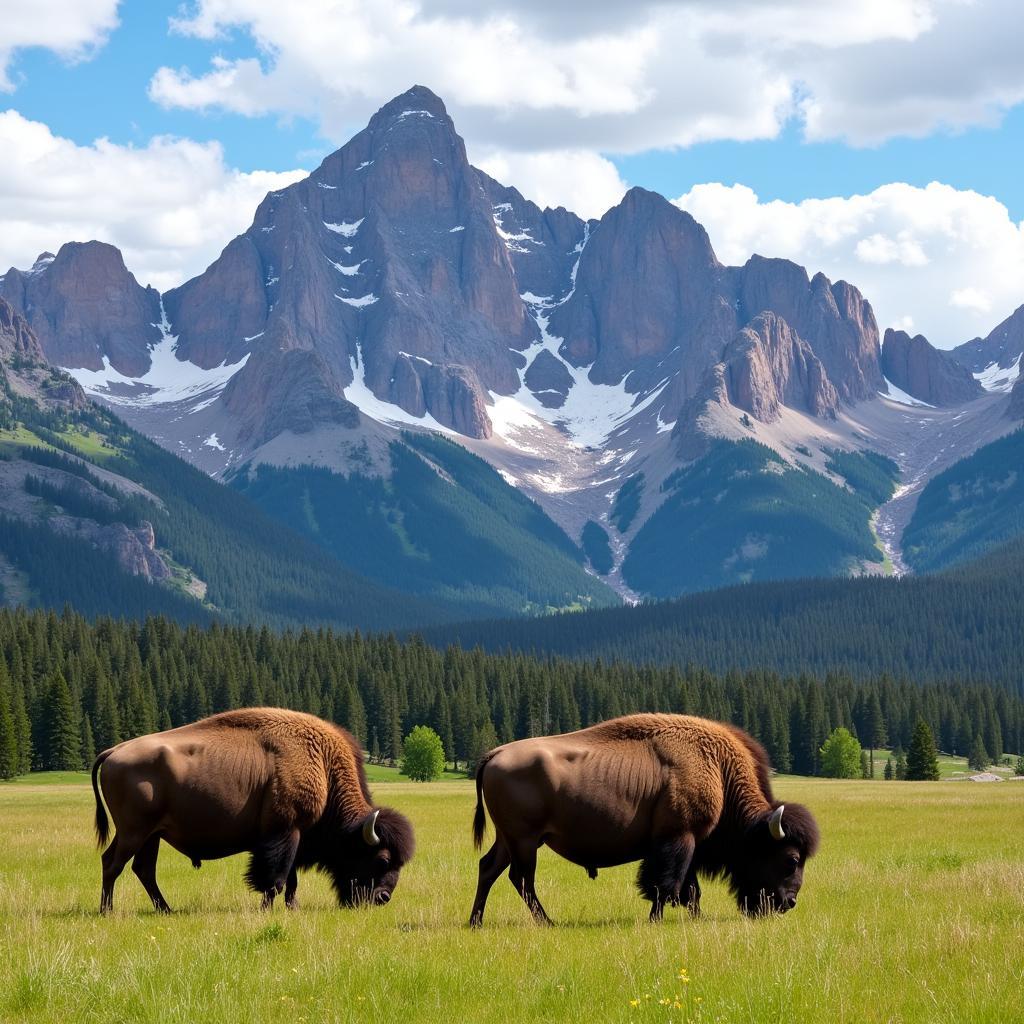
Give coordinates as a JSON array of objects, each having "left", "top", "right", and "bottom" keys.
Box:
[{"left": 1, "top": 775, "right": 1022, "bottom": 1024}]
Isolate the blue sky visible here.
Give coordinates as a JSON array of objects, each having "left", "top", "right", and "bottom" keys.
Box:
[{"left": 2, "top": 1, "right": 1023, "bottom": 346}]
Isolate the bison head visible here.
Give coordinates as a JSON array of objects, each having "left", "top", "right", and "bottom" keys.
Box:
[
  {"left": 325, "top": 807, "right": 416, "bottom": 908},
  {"left": 732, "top": 802, "right": 820, "bottom": 916}
]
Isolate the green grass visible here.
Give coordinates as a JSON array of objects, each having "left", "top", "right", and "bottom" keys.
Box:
[
  {"left": 362, "top": 763, "right": 467, "bottom": 783},
  {"left": 1, "top": 777, "right": 1022, "bottom": 1023}
]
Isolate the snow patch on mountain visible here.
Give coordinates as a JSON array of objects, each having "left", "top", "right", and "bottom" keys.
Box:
[
  {"left": 881, "top": 377, "right": 935, "bottom": 408},
  {"left": 324, "top": 219, "right": 364, "bottom": 237},
  {"left": 344, "top": 345, "right": 453, "bottom": 434},
  {"left": 336, "top": 292, "right": 379, "bottom": 308},
  {"left": 67, "top": 302, "right": 249, "bottom": 411},
  {"left": 974, "top": 354, "right": 1021, "bottom": 392}
]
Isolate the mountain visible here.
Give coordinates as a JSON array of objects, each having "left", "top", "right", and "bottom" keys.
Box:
[
  {"left": 0, "top": 296, "right": 498, "bottom": 628},
  {"left": 901, "top": 426, "right": 1024, "bottom": 573},
  {"left": 3, "top": 85, "right": 1021, "bottom": 601},
  {"left": 0, "top": 243, "right": 160, "bottom": 375},
  {"left": 952, "top": 303, "right": 1024, "bottom": 392},
  {"left": 881, "top": 328, "right": 983, "bottom": 407}
]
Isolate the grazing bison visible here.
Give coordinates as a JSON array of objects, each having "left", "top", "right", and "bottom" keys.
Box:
[
  {"left": 91, "top": 708, "right": 414, "bottom": 914},
  {"left": 470, "top": 713, "right": 819, "bottom": 925}
]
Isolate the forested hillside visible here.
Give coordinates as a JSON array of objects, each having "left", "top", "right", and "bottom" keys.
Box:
[
  {"left": 426, "top": 535, "right": 1024, "bottom": 692},
  {"left": 622, "top": 441, "right": 898, "bottom": 597},
  {"left": 0, "top": 608, "right": 1019, "bottom": 781},
  {"left": 0, "top": 366, "right": 460, "bottom": 631},
  {"left": 903, "top": 427, "right": 1024, "bottom": 573},
  {"left": 232, "top": 432, "right": 615, "bottom": 617}
]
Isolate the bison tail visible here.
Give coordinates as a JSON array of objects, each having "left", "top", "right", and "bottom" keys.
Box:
[
  {"left": 91, "top": 748, "right": 114, "bottom": 849},
  {"left": 472, "top": 752, "right": 494, "bottom": 850}
]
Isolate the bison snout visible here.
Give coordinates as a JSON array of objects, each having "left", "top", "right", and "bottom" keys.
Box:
[
  {"left": 783, "top": 894, "right": 797, "bottom": 912},
  {"left": 373, "top": 889, "right": 392, "bottom": 905}
]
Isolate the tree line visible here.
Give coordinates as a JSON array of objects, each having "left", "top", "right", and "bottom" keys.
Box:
[{"left": 0, "top": 607, "right": 1020, "bottom": 781}]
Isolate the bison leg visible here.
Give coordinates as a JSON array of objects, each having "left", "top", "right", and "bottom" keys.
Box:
[
  {"left": 284, "top": 866, "right": 299, "bottom": 910},
  {"left": 682, "top": 868, "right": 702, "bottom": 917},
  {"left": 100, "top": 835, "right": 135, "bottom": 915},
  {"left": 132, "top": 834, "right": 171, "bottom": 914},
  {"left": 508, "top": 840, "right": 552, "bottom": 926},
  {"left": 247, "top": 829, "right": 301, "bottom": 909},
  {"left": 637, "top": 834, "right": 695, "bottom": 923},
  {"left": 469, "top": 839, "right": 511, "bottom": 927}
]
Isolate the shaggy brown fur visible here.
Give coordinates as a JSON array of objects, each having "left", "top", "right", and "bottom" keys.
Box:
[
  {"left": 92, "top": 708, "right": 414, "bottom": 915},
  {"left": 469, "top": 713, "right": 819, "bottom": 926}
]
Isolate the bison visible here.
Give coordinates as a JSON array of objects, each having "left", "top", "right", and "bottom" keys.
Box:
[
  {"left": 91, "top": 708, "right": 414, "bottom": 914},
  {"left": 469, "top": 713, "right": 819, "bottom": 925}
]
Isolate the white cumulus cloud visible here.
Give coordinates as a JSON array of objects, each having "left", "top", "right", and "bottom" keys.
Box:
[
  {"left": 147, "top": 0, "right": 1024, "bottom": 152},
  {"left": 672, "top": 181, "right": 1024, "bottom": 348},
  {"left": 0, "top": 0, "right": 121, "bottom": 91},
  {"left": 0, "top": 110, "right": 304, "bottom": 291},
  {"left": 473, "top": 149, "right": 628, "bottom": 220}
]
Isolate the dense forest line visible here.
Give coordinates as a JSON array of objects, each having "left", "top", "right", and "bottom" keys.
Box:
[
  {"left": 427, "top": 532, "right": 1024, "bottom": 693},
  {"left": 0, "top": 607, "right": 1019, "bottom": 781}
]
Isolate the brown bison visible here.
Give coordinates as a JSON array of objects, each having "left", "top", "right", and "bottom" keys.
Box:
[
  {"left": 91, "top": 708, "right": 414, "bottom": 914},
  {"left": 470, "top": 713, "right": 819, "bottom": 925}
]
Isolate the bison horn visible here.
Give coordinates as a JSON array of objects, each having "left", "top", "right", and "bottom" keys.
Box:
[
  {"left": 362, "top": 809, "right": 381, "bottom": 846},
  {"left": 768, "top": 805, "right": 786, "bottom": 841}
]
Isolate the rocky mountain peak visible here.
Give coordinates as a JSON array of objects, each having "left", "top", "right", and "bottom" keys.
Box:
[
  {"left": 1, "top": 240, "right": 160, "bottom": 376},
  {"left": 881, "top": 328, "right": 983, "bottom": 407}
]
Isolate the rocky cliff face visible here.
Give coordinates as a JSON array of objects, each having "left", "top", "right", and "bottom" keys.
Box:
[
  {"left": 734, "top": 257, "right": 882, "bottom": 403},
  {"left": 3, "top": 86, "right": 887, "bottom": 462},
  {"left": 881, "top": 328, "right": 983, "bottom": 406},
  {"left": 164, "top": 85, "right": 533, "bottom": 440},
  {"left": 0, "top": 296, "right": 87, "bottom": 410},
  {"left": 953, "top": 303, "right": 1024, "bottom": 374},
  {"left": 0, "top": 295, "right": 45, "bottom": 362},
  {"left": 722, "top": 312, "right": 840, "bottom": 422},
  {"left": 0, "top": 242, "right": 160, "bottom": 375}
]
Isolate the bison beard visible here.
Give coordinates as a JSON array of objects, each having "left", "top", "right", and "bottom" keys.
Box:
[{"left": 469, "top": 714, "right": 820, "bottom": 926}]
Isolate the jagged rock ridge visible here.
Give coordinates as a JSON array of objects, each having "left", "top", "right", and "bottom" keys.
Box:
[{"left": 881, "top": 328, "right": 984, "bottom": 407}]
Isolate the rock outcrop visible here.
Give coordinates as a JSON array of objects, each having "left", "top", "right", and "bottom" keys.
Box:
[
  {"left": 881, "top": 328, "right": 983, "bottom": 406},
  {"left": 722, "top": 312, "right": 839, "bottom": 422},
  {"left": 1, "top": 242, "right": 160, "bottom": 375},
  {"left": 52, "top": 517, "right": 171, "bottom": 582},
  {"left": 0, "top": 295, "right": 45, "bottom": 362}
]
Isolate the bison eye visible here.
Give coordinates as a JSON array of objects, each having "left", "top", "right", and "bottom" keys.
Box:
[{"left": 375, "top": 850, "right": 391, "bottom": 867}]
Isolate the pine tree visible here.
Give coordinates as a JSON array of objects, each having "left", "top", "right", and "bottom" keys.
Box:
[
  {"left": 41, "top": 671, "right": 81, "bottom": 771},
  {"left": 894, "top": 747, "right": 907, "bottom": 780},
  {"left": 883, "top": 757, "right": 894, "bottom": 780},
  {"left": 79, "top": 713, "right": 96, "bottom": 770},
  {"left": 906, "top": 720, "right": 940, "bottom": 781},
  {"left": 0, "top": 684, "right": 18, "bottom": 779},
  {"left": 867, "top": 691, "right": 887, "bottom": 778},
  {"left": 968, "top": 734, "right": 989, "bottom": 772},
  {"left": 860, "top": 749, "right": 871, "bottom": 779}
]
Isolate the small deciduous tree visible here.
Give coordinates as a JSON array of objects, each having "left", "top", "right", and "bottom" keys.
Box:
[
  {"left": 1014, "top": 755, "right": 1024, "bottom": 777},
  {"left": 400, "top": 725, "right": 445, "bottom": 782},
  {"left": 820, "top": 727, "right": 862, "bottom": 779},
  {"left": 906, "top": 720, "right": 940, "bottom": 781}
]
